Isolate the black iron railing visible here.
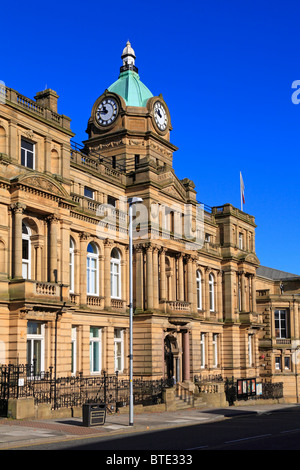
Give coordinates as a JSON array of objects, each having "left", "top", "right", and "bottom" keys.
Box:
[{"left": 0, "top": 363, "right": 173, "bottom": 415}]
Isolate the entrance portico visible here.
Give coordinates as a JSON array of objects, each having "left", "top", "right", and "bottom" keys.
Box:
[{"left": 163, "top": 328, "right": 190, "bottom": 383}]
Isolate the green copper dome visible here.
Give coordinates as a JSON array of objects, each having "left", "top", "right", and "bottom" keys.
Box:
[{"left": 108, "top": 41, "right": 153, "bottom": 107}]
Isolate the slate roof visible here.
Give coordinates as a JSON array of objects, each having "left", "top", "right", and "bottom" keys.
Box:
[{"left": 256, "top": 265, "right": 300, "bottom": 280}]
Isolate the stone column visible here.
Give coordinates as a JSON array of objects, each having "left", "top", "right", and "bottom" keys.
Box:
[
  {"left": 44, "top": 137, "right": 52, "bottom": 173},
  {"left": 223, "top": 269, "right": 236, "bottom": 321},
  {"left": 9, "top": 120, "right": 18, "bottom": 163},
  {"left": 146, "top": 244, "right": 153, "bottom": 310},
  {"left": 47, "top": 215, "right": 59, "bottom": 283},
  {"left": 153, "top": 246, "right": 159, "bottom": 309},
  {"left": 33, "top": 243, "right": 42, "bottom": 281},
  {"left": 177, "top": 254, "right": 184, "bottom": 301},
  {"left": 186, "top": 255, "right": 194, "bottom": 306},
  {"left": 251, "top": 274, "right": 257, "bottom": 312},
  {"left": 135, "top": 245, "right": 144, "bottom": 310},
  {"left": 60, "top": 220, "right": 71, "bottom": 287},
  {"left": 79, "top": 232, "right": 89, "bottom": 306},
  {"left": 182, "top": 330, "right": 190, "bottom": 381},
  {"left": 205, "top": 268, "right": 210, "bottom": 317},
  {"left": 240, "top": 271, "right": 246, "bottom": 312},
  {"left": 159, "top": 248, "right": 166, "bottom": 302},
  {"left": 11, "top": 203, "right": 26, "bottom": 279},
  {"left": 74, "top": 247, "right": 80, "bottom": 294},
  {"left": 121, "top": 251, "right": 127, "bottom": 301},
  {"left": 217, "top": 270, "right": 223, "bottom": 318},
  {"left": 104, "top": 239, "right": 113, "bottom": 308}
]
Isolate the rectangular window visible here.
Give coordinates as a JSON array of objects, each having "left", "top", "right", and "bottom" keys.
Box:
[
  {"left": 87, "top": 255, "right": 98, "bottom": 295},
  {"left": 275, "top": 310, "right": 288, "bottom": 338},
  {"left": 107, "top": 195, "right": 117, "bottom": 207},
  {"left": 200, "top": 333, "right": 206, "bottom": 368},
  {"left": 284, "top": 356, "right": 291, "bottom": 370},
  {"left": 21, "top": 138, "right": 35, "bottom": 169},
  {"left": 27, "top": 321, "right": 45, "bottom": 374},
  {"left": 90, "top": 327, "right": 102, "bottom": 373},
  {"left": 69, "top": 247, "right": 74, "bottom": 293},
  {"left": 114, "top": 329, "right": 124, "bottom": 372},
  {"left": 212, "top": 333, "right": 218, "bottom": 367},
  {"left": 84, "top": 186, "right": 94, "bottom": 199},
  {"left": 248, "top": 334, "right": 253, "bottom": 367},
  {"left": 71, "top": 326, "right": 77, "bottom": 375},
  {"left": 275, "top": 356, "right": 281, "bottom": 370},
  {"left": 22, "top": 238, "right": 30, "bottom": 279},
  {"left": 238, "top": 232, "right": 243, "bottom": 249},
  {"left": 111, "top": 260, "right": 121, "bottom": 299}
]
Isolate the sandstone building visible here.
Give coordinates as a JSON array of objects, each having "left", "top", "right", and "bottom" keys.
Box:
[{"left": 0, "top": 42, "right": 299, "bottom": 402}]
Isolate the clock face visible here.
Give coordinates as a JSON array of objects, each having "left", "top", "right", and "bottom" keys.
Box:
[
  {"left": 154, "top": 101, "right": 168, "bottom": 131},
  {"left": 96, "top": 98, "right": 118, "bottom": 126}
]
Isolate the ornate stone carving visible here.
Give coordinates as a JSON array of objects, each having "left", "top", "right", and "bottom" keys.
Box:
[
  {"left": 19, "top": 175, "right": 66, "bottom": 196},
  {"left": 10, "top": 202, "right": 26, "bottom": 213}
]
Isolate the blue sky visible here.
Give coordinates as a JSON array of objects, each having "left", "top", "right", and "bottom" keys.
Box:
[{"left": 1, "top": 0, "right": 299, "bottom": 274}]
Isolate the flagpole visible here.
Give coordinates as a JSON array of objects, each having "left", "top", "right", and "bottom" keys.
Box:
[{"left": 240, "top": 172, "right": 244, "bottom": 211}]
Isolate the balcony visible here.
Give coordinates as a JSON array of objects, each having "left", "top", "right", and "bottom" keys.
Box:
[
  {"left": 9, "top": 279, "right": 61, "bottom": 302},
  {"left": 87, "top": 295, "right": 104, "bottom": 308},
  {"left": 239, "top": 311, "right": 262, "bottom": 325},
  {"left": 166, "top": 301, "right": 190, "bottom": 313}
]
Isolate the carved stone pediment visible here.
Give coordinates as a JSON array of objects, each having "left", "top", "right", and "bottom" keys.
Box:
[
  {"left": 12, "top": 173, "right": 68, "bottom": 197},
  {"left": 161, "top": 182, "right": 186, "bottom": 202},
  {"left": 238, "top": 252, "right": 260, "bottom": 266}
]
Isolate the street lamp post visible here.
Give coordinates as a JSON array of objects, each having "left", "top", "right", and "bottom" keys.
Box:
[{"left": 128, "top": 197, "right": 143, "bottom": 426}]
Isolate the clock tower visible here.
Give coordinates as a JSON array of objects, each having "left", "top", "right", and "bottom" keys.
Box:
[{"left": 84, "top": 41, "right": 177, "bottom": 172}]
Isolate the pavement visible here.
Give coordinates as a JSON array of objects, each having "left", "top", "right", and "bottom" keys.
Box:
[{"left": 0, "top": 402, "right": 297, "bottom": 450}]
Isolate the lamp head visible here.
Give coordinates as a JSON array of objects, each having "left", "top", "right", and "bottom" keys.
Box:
[{"left": 128, "top": 197, "right": 143, "bottom": 205}]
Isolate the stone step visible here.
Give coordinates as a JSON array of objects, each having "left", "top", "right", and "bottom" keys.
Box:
[{"left": 174, "top": 396, "right": 194, "bottom": 410}]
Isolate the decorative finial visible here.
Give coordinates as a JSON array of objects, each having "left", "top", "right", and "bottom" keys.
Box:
[{"left": 120, "top": 41, "right": 138, "bottom": 73}]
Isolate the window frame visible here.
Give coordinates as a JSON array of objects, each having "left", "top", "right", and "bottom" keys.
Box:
[
  {"left": 84, "top": 186, "right": 94, "bottom": 199},
  {"left": 110, "top": 248, "right": 121, "bottom": 299},
  {"left": 209, "top": 273, "right": 215, "bottom": 312},
  {"left": 71, "top": 326, "right": 77, "bottom": 375},
  {"left": 238, "top": 232, "right": 243, "bottom": 250},
  {"left": 212, "top": 333, "right": 218, "bottom": 368},
  {"left": 284, "top": 356, "right": 291, "bottom": 370},
  {"left": 69, "top": 237, "right": 75, "bottom": 293},
  {"left": 114, "top": 328, "right": 124, "bottom": 373},
  {"left": 90, "top": 327, "right": 102, "bottom": 374},
  {"left": 275, "top": 356, "right": 281, "bottom": 371},
  {"left": 248, "top": 334, "right": 253, "bottom": 367},
  {"left": 200, "top": 333, "right": 206, "bottom": 369},
  {"left": 196, "top": 270, "right": 202, "bottom": 310},
  {"left": 275, "top": 309, "right": 288, "bottom": 339},
  {"left": 26, "top": 321, "right": 45, "bottom": 374},
  {"left": 21, "top": 137, "right": 35, "bottom": 169},
  {"left": 22, "top": 221, "right": 31, "bottom": 280},
  {"left": 87, "top": 243, "right": 99, "bottom": 296}
]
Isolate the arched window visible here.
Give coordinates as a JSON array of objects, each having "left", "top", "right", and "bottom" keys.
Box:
[
  {"left": 209, "top": 273, "right": 215, "bottom": 311},
  {"left": 69, "top": 237, "right": 75, "bottom": 293},
  {"left": 87, "top": 242, "right": 98, "bottom": 295},
  {"left": 110, "top": 248, "right": 121, "bottom": 299},
  {"left": 196, "top": 270, "right": 202, "bottom": 310},
  {"left": 22, "top": 222, "right": 31, "bottom": 279}
]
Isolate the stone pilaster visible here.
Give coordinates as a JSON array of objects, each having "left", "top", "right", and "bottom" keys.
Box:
[
  {"left": 11, "top": 203, "right": 26, "bottom": 279},
  {"left": 46, "top": 214, "right": 59, "bottom": 283}
]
